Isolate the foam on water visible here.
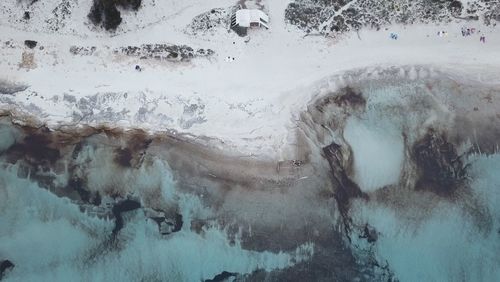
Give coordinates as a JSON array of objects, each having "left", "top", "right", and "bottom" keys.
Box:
[
  {"left": 0, "top": 163, "right": 313, "bottom": 282},
  {"left": 344, "top": 115, "right": 404, "bottom": 193},
  {"left": 343, "top": 84, "right": 412, "bottom": 193},
  {"left": 1, "top": 67, "right": 499, "bottom": 281},
  {"left": 332, "top": 72, "right": 500, "bottom": 281},
  {"left": 0, "top": 125, "right": 18, "bottom": 153},
  {"left": 351, "top": 153, "right": 500, "bottom": 281}
]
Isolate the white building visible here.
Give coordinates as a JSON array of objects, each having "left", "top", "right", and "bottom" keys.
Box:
[{"left": 230, "top": 9, "right": 269, "bottom": 35}]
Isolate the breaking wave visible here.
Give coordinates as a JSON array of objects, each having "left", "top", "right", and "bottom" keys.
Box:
[{"left": 0, "top": 122, "right": 314, "bottom": 281}]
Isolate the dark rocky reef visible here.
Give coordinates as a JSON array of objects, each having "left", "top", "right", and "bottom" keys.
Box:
[
  {"left": 6, "top": 128, "right": 61, "bottom": 168},
  {"left": 323, "top": 142, "right": 366, "bottom": 235},
  {"left": 0, "top": 260, "right": 14, "bottom": 280},
  {"left": 149, "top": 212, "right": 183, "bottom": 235},
  {"left": 111, "top": 199, "right": 141, "bottom": 235},
  {"left": 204, "top": 271, "right": 237, "bottom": 282},
  {"left": 359, "top": 224, "right": 378, "bottom": 243},
  {"left": 242, "top": 227, "right": 392, "bottom": 282},
  {"left": 113, "top": 134, "right": 152, "bottom": 168},
  {"left": 412, "top": 128, "right": 468, "bottom": 196},
  {"left": 315, "top": 86, "right": 366, "bottom": 114}
]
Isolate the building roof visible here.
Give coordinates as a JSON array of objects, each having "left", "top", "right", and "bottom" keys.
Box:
[{"left": 235, "top": 9, "right": 269, "bottom": 28}]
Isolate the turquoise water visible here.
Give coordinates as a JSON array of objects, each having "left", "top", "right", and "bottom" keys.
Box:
[
  {"left": 0, "top": 122, "right": 313, "bottom": 281},
  {"left": 1, "top": 72, "right": 500, "bottom": 281}
]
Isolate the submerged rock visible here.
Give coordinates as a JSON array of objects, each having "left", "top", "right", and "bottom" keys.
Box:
[
  {"left": 323, "top": 142, "right": 366, "bottom": 234},
  {"left": 112, "top": 199, "right": 141, "bottom": 235},
  {"left": 412, "top": 129, "right": 467, "bottom": 196},
  {"left": 204, "top": 271, "right": 237, "bottom": 282},
  {"left": 0, "top": 260, "right": 14, "bottom": 279},
  {"left": 150, "top": 212, "right": 183, "bottom": 235},
  {"left": 6, "top": 131, "right": 61, "bottom": 168},
  {"left": 359, "top": 224, "right": 378, "bottom": 243}
]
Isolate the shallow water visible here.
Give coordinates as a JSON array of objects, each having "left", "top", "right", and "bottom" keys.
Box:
[{"left": 1, "top": 67, "right": 500, "bottom": 281}]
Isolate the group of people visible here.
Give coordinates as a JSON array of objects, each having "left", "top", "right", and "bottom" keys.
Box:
[
  {"left": 461, "top": 26, "right": 476, "bottom": 36},
  {"left": 389, "top": 32, "right": 399, "bottom": 40},
  {"left": 437, "top": 30, "right": 448, "bottom": 37},
  {"left": 461, "top": 26, "right": 486, "bottom": 43}
]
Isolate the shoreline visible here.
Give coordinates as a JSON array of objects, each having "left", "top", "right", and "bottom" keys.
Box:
[
  {"left": 1, "top": 64, "right": 499, "bottom": 281},
  {"left": 2, "top": 63, "right": 500, "bottom": 160}
]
